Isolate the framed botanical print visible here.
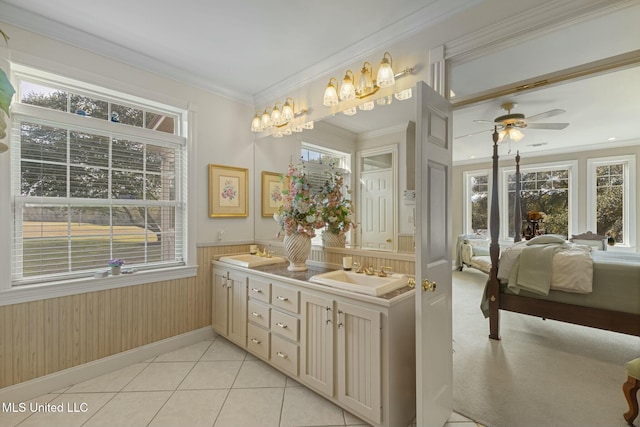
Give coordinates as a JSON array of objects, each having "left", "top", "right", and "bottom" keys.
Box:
[
  {"left": 209, "top": 164, "right": 248, "bottom": 217},
  {"left": 261, "top": 171, "right": 285, "bottom": 217}
]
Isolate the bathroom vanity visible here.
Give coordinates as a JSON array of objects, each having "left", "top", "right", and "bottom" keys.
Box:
[{"left": 211, "top": 258, "right": 416, "bottom": 427}]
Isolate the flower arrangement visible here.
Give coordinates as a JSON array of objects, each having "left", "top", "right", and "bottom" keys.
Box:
[
  {"left": 108, "top": 259, "right": 125, "bottom": 267},
  {"left": 527, "top": 210, "right": 546, "bottom": 222},
  {"left": 316, "top": 165, "right": 356, "bottom": 236},
  {"left": 273, "top": 163, "right": 325, "bottom": 237}
]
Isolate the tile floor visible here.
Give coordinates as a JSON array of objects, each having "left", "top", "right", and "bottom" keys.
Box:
[{"left": 1, "top": 333, "right": 482, "bottom": 427}]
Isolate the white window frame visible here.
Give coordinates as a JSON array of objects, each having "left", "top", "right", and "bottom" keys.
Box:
[
  {"left": 0, "top": 65, "right": 196, "bottom": 306},
  {"left": 463, "top": 169, "right": 491, "bottom": 235},
  {"left": 501, "top": 160, "right": 578, "bottom": 242},
  {"left": 586, "top": 154, "right": 636, "bottom": 250}
]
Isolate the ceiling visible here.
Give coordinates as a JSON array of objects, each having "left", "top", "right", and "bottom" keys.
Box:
[{"left": 1, "top": 0, "right": 639, "bottom": 164}]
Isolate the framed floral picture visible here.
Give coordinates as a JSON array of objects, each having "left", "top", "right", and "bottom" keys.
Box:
[
  {"left": 209, "top": 164, "right": 248, "bottom": 217},
  {"left": 261, "top": 171, "right": 285, "bottom": 217}
]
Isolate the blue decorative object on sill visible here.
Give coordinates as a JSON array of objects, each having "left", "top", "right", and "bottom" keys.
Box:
[
  {"left": 75, "top": 109, "right": 86, "bottom": 116},
  {"left": 111, "top": 112, "right": 120, "bottom": 122}
]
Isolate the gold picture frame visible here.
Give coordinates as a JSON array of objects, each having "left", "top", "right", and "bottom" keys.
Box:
[
  {"left": 261, "top": 171, "right": 285, "bottom": 217},
  {"left": 209, "top": 164, "right": 248, "bottom": 217}
]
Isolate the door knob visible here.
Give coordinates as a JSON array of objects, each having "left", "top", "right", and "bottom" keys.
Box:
[
  {"left": 422, "top": 279, "right": 437, "bottom": 292},
  {"left": 386, "top": 238, "right": 392, "bottom": 243}
]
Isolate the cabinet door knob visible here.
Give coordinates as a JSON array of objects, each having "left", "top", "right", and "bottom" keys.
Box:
[{"left": 276, "top": 351, "right": 288, "bottom": 359}]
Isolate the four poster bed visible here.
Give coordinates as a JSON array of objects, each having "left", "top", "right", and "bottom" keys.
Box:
[{"left": 484, "top": 128, "right": 640, "bottom": 340}]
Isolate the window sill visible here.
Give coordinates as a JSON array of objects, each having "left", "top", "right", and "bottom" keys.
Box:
[{"left": 0, "top": 265, "right": 198, "bottom": 307}]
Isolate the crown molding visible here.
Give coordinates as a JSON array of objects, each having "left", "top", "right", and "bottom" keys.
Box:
[
  {"left": 252, "top": 0, "right": 483, "bottom": 106},
  {"left": 445, "top": 0, "right": 638, "bottom": 65},
  {"left": 0, "top": 2, "right": 254, "bottom": 105}
]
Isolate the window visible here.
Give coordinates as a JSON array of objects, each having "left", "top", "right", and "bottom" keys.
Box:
[
  {"left": 587, "top": 155, "right": 636, "bottom": 247},
  {"left": 503, "top": 161, "right": 576, "bottom": 240},
  {"left": 463, "top": 171, "right": 490, "bottom": 235},
  {"left": 10, "top": 69, "right": 187, "bottom": 286},
  {"left": 300, "top": 143, "right": 351, "bottom": 245}
]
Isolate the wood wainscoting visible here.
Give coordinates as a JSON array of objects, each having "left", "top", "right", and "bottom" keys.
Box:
[{"left": 0, "top": 244, "right": 249, "bottom": 389}]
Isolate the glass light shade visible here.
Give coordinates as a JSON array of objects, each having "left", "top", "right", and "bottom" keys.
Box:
[
  {"left": 273, "top": 132, "right": 283, "bottom": 138},
  {"left": 359, "top": 101, "right": 375, "bottom": 111},
  {"left": 343, "top": 107, "right": 357, "bottom": 116},
  {"left": 292, "top": 125, "right": 303, "bottom": 132},
  {"left": 498, "top": 130, "right": 506, "bottom": 143},
  {"left": 271, "top": 104, "right": 283, "bottom": 126},
  {"left": 282, "top": 128, "right": 292, "bottom": 135},
  {"left": 323, "top": 79, "right": 339, "bottom": 107},
  {"left": 282, "top": 99, "right": 295, "bottom": 122},
  {"left": 509, "top": 128, "right": 525, "bottom": 142},
  {"left": 302, "top": 121, "right": 314, "bottom": 130},
  {"left": 250, "top": 114, "right": 262, "bottom": 132},
  {"left": 357, "top": 62, "right": 374, "bottom": 96},
  {"left": 377, "top": 52, "right": 395, "bottom": 88},
  {"left": 376, "top": 95, "right": 393, "bottom": 106},
  {"left": 339, "top": 71, "right": 356, "bottom": 101},
  {"left": 261, "top": 109, "right": 272, "bottom": 129},
  {"left": 394, "top": 88, "right": 412, "bottom": 101}
]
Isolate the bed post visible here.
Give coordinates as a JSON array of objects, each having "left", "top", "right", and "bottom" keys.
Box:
[
  {"left": 513, "top": 151, "right": 522, "bottom": 243},
  {"left": 488, "top": 127, "right": 501, "bottom": 340}
]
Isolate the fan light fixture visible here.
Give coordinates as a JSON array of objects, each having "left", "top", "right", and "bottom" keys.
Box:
[
  {"left": 498, "top": 125, "right": 525, "bottom": 142},
  {"left": 322, "top": 51, "right": 413, "bottom": 112},
  {"left": 250, "top": 98, "right": 310, "bottom": 135}
]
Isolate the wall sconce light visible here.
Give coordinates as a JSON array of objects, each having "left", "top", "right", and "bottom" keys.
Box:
[
  {"left": 323, "top": 51, "right": 413, "bottom": 112},
  {"left": 251, "top": 98, "right": 310, "bottom": 134}
]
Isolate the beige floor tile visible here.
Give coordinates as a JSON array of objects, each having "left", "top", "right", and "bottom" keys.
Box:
[
  {"left": 233, "top": 360, "right": 286, "bottom": 388},
  {"left": 122, "top": 362, "right": 194, "bottom": 391},
  {"left": 65, "top": 363, "right": 148, "bottom": 393},
  {"left": 83, "top": 391, "right": 171, "bottom": 427},
  {"left": 154, "top": 340, "right": 212, "bottom": 362},
  {"left": 213, "top": 387, "right": 284, "bottom": 427},
  {"left": 244, "top": 351, "right": 259, "bottom": 361},
  {"left": 0, "top": 393, "right": 59, "bottom": 427},
  {"left": 148, "top": 389, "right": 228, "bottom": 427},
  {"left": 201, "top": 337, "right": 247, "bottom": 361},
  {"left": 280, "top": 386, "right": 345, "bottom": 427},
  {"left": 17, "top": 393, "right": 115, "bottom": 427},
  {"left": 178, "top": 361, "right": 242, "bottom": 390},
  {"left": 285, "top": 377, "right": 304, "bottom": 387}
]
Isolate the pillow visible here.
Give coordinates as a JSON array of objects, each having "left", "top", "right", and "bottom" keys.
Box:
[
  {"left": 472, "top": 246, "right": 490, "bottom": 256},
  {"left": 526, "top": 234, "right": 566, "bottom": 245}
]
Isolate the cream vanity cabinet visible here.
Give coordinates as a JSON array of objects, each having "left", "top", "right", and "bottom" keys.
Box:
[
  {"left": 211, "top": 267, "right": 248, "bottom": 347},
  {"left": 212, "top": 261, "right": 415, "bottom": 427}
]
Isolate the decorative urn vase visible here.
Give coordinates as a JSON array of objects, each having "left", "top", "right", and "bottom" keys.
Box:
[
  {"left": 284, "top": 233, "right": 312, "bottom": 271},
  {"left": 322, "top": 231, "right": 346, "bottom": 248}
]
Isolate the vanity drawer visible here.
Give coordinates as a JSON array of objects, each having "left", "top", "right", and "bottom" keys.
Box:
[
  {"left": 270, "top": 309, "right": 299, "bottom": 342},
  {"left": 271, "top": 334, "right": 298, "bottom": 377},
  {"left": 271, "top": 284, "right": 300, "bottom": 314},
  {"left": 247, "top": 323, "right": 270, "bottom": 360},
  {"left": 248, "top": 300, "right": 270, "bottom": 328},
  {"left": 248, "top": 278, "right": 271, "bottom": 303}
]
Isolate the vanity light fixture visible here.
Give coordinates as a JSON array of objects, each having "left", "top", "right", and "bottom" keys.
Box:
[
  {"left": 251, "top": 98, "right": 309, "bottom": 134},
  {"left": 322, "top": 51, "right": 413, "bottom": 112},
  {"left": 343, "top": 107, "right": 357, "bottom": 116}
]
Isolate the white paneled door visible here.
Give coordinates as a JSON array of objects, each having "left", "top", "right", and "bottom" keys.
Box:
[
  {"left": 415, "top": 81, "right": 453, "bottom": 427},
  {"left": 360, "top": 169, "right": 394, "bottom": 251}
]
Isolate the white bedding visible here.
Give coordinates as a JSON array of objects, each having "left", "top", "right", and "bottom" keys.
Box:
[{"left": 497, "top": 241, "right": 594, "bottom": 294}]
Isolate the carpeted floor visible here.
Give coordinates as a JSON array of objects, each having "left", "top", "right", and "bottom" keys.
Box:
[{"left": 452, "top": 268, "right": 640, "bottom": 427}]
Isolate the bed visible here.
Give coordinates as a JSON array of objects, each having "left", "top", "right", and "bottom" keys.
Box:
[{"left": 483, "top": 128, "right": 640, "bottom": 339}]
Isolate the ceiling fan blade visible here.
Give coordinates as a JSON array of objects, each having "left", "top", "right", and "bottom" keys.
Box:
[
  {"left": 526, "top": 109, "right": 565, "bottom": 122},
  {"left": 526, "top": 122, "right": 569, "bottom": 130},
  {"left": 454, "top": 128, "right": 493, "bottom": 139}
]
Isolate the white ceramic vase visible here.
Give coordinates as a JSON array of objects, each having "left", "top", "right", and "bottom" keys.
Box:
[
  {"left": 284, "top": 233, "right": 311, "bottom": 271},
  {"left": 322, "top": 231, "right": 346, "bottom": 248}
]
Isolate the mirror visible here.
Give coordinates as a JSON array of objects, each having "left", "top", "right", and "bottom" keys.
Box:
[{"left": 254, "top": 94, "right": 417, "bottom": 253}]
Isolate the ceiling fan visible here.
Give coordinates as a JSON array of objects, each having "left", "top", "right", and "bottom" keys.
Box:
[{"left": 457, "top": 102, "right": 569, "bottom": 142}]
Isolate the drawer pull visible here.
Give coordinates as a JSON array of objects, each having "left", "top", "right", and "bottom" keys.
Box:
[
  {"left": 276, "top": 351, "right": 288, "bottom": 359},
  {"left": 251, "top": 288, "right": 263, "bottom": 293},
  {"left": 275, "top": 322, "right": 288, "bottom": 329},
  {"left": 251, "top": 312, "right": 261, "bottom": 318},
  {"left": 276, "top": 296, "right": 288, "bottom": 301},
  {"left": 250, "top": 338, "right": 261, "bottom": 344}
]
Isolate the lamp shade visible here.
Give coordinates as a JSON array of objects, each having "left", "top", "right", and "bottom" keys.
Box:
[
  {"left": 377, "top": 52, "right": 395, "bottom": 88},
  {"left": 323, "top": 78, "right": 339, "bottom": 107},
  {"left": 271, "top": 104, "right": 283, "bottom": 126},
  {"left": 509, "top": 127, "right": 525, "bottom": 142},
  {"left": 261, "top": 108, "right": 272, "bottom": 129},
  {"left": 250, "top": 113, "right": 262, "bottom": 132},
  {"left": 282, "top": 99, "right": 295, "bottom": 123},
  {"left": 339, "top": 70, "right": 355, "bottom": 101},
  {"left": 357, "top": 62, "right": 374, "bottom": 96}
]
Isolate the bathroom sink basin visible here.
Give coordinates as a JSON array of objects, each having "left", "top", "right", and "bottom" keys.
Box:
[
  {"left": 218, "top": 254, "right": 286, "bottom": 268},
  {"left": 309, "top": 270, "right": 409, "bottom": 296}
]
